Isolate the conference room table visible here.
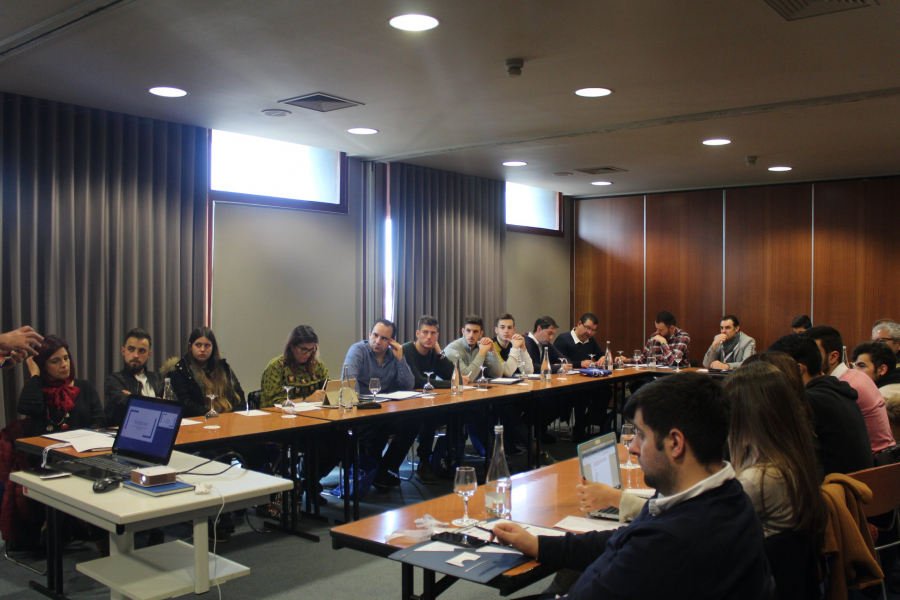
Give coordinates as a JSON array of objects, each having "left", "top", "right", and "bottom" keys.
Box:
[{"left": 331, "top": 445, "right": 648, "bottom": 600}]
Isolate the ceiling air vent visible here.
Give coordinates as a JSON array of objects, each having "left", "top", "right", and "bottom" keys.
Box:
[
  {"left": 278, "top": 93, "right": 363, "bottom": 113},
  {"left": 575, "top": 166, "right": 628, "bottom": 175},
  {"left": 763, "top": 0, "right": 880, "bottom": 21}
]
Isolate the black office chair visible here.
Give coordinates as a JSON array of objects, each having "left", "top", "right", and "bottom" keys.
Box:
[{"left": 763, "top": 529, "right": 822, "bottom": 600}]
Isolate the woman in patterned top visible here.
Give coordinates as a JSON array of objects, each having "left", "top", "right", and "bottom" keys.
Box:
[{"left": 260, "top": 325, "right": 328, "bottom": 408}]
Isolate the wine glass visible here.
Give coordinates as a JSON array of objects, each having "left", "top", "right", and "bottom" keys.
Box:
[
  {"left": 282, "top": 385, "right": 297, "bottom": 418},
  {"left": 674, "top": 351, "right": 683, "bottom": 372},
  {"left": 517, "top": 356, "right": 528, "bottom": 383},
  {"left": 451, "top": 466, "right": 478, "bottom": 527},
  {"left": 204, "top": 394, "right": 220, "bottom": 429},
  {"left": 478, "top": 365, "right": 488, "bottom": 390},
  {"left": 423, "top": 372, "right": 435, "bottom": 393},
  {"left": 588, "top": 354, "right": 596, "bottom": 368},
  {"left": 620, "top": 423, "right": 638, "bottom": 469},
  {"left": 616, "top": 351, "right": 624, "bottom": 369},
  {"left": 557, "top": 358, "right": 569, "bottom": 380},
  {"left": 369, "top": 378, "right": 381, "bottom": 402}
]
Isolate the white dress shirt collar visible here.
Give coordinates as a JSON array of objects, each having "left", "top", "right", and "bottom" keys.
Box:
[{"left": 649, "top": 462, "right": 735, "bottom": 515}]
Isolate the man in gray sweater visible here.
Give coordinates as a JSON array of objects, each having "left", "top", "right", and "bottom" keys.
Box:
[{"left": 702, "top": 315, "right": 756, "bottom": 371}]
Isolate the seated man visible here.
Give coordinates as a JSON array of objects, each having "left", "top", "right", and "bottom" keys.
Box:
[
  {"left": 344, "top": 318, "right": 415, "bottom": 491},
  {"left": 769, "top": 334, "right": 873, "bottom": 474},
  {"left": 524, "top": 316, "right": 569, "bottom": 373},
  {"left": 791, "top": 314, "right": 812, "bottom": 334},
  {"left": 443, "top": 314, "right": 494, "bottom": 382},
  {"left": 635, "top": 311, "right": 690, "bottom": 367},
  {"left": 493, "top": 373, "right": 771, "bottom": 599},
  {"left": 553, "top": 313, "right": 602, "bottom": 368},
  {"left": 104, "top": 328, "right": 163, "bottom": 426},
  {"left": 852, "top": 341, "right": 900, "bottom": 397},
  {"left": 872, "top": 320, "right": 900, "bottom": 363},
  {"left": 804, "top": 326, "right": 895, "bottom": 457},
  {"left": 702, "top": 314, "right": 756, "bottom": 370},
  {"left": 487, "top": 313, "right": 533, "bottom": 378}
]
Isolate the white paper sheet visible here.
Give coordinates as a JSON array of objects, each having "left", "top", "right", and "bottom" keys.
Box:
[
  {"left": 181, "top": 418, "right": 202, "bottom": 426},
  {"left": 554, "top": 516, "right": 624, "bottom": 533},
  {"left": 446, "top": 552, "right": 481, "bottom": 566},
  {"left": 234, "top": 410, "right": 271, "bottom": 417},
  {"left": 44, "top": 430, "right": 115, "bottom": 452},
  {"left": 490, "top": 378, "right": 519, "bottom": 384},
  {"left": 414, "top": 541, "right": 460, "bottom": 552},
  {"left": 376, "top": 391, "right": 422, "bottom": 400},
  {"left": 477, "top": 545, "right": 522, "bottom": 555}
]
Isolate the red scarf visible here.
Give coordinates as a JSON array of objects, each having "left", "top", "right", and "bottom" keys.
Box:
[{"left": 43, "top": 378, "right": 80, "bottom": 412}]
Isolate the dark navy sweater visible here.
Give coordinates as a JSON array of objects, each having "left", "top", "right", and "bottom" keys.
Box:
[{"left": 538, "top": 477, "right": 771, "bottom": 599}]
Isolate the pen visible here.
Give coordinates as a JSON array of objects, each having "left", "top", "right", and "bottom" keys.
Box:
[{"left": 321, "top": 378, "right": 328, "bottom": 390}]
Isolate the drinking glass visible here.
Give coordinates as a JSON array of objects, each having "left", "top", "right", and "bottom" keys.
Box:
[
  {"left": 478, "top": 365, "right": 489, "bottom": 391},
  {"left": 204, "top": 394, "right": 220, "bottom": 429},
  {"left": 558, "top": 358, "right": 569, "bottom": 380},
  {"left": 648, "top": 355, "right": 657, "bottom": 369},
  {"left": 423, "top": 372, "right": 435, "bottom": 393},
  {"left": 616, "top": 351, "right": 624, "bottom": 369},
  {"left": 451, "top": 466, "right": 478, "bottom": 527},
  {"left": 674, "top": 352, "right": 683, "bottom": 372},
  {"left": 369, "top": 378, "right": 381, "bottom": 402},
  {"left": 517, "top": 356, "right": 527, "bottom": 383},
  {"left": 620, "top": 423, "right": 638, "bottom": 469},
  {"left": 282, "top": 385, "right": 297, "bottom": 418},
  {"left": 588, "top": 354, "right": 596, "bottom": 368},
  {"left": 633, "top": 350, "right": 641, "bottom": 367}
]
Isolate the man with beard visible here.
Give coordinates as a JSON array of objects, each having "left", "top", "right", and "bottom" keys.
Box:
[
  {"left": 492, "top": 374, "right": 771, "bottom": 599},
  {"left": 104, "top": 328, "right": 163, "bottom": 426}
]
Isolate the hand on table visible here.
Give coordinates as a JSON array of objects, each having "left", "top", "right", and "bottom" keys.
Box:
[
  {"left": 492, "top": 521, "right": 539, "bottom": 558},
  {"left": 576, "top": 479, "right": 624, "bottom": 513},
  {"left": 510, "top": 334, "right": 525, "bottom": 350},
  {"left": 580, "top": 360, "right": 592, "bottom": 368},
  {"left": 307, "top": 389, "right": 327, "bottom": 403},
  {"left": 709, "top": 361, "right": 730, "bottom": 371}
]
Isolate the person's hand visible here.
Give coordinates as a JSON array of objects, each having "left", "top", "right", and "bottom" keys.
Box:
[
  {"left": 478, "top": 337, "right": 493, "bottom": 356},
  {"left": 0, "top": 349, "right": 27, "bottom": 368},
  {"left": 580, "top": 359, "right": 592, "bottom": 368},
  {"left": 492, "top": 521, "right": 539, "bottom": 557},
  {"left": 25, "top": 356, "right": 41, "bottom": 377},
  {"left": 121, "top": 389, "right": 130, "bottom": 395},
  {"left": 388, "top": 338, "right": 404, "bottom": 360},
  {"left": 576, "top": 480, "right": 624, "bottom": 512},
  {"left": 307, "top": 389, "right": 327, "bottom": 403},
  {"left": 711, "top": 333, "right": 727, "bottom": 349},
  {"left": 433, "top": 341, "right": 442, "bottom": 355},
  {"left": 511, "top": 334, "right": 525, "bottom": 350},
  {"left": 651, "top": 334, "right": 668, "bottom": 345},
  {"left": 0, "top": 326, "right": 43, "bottom": 356},
  {"left": 462, "top": 375, "right": 470, "bottom": 385},
  {"left": 710, "top": 360, "right": 730, "bottom": 371}
]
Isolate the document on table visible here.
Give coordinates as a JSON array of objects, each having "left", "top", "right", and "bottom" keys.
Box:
[
  {"left": 181, "top": 418, "right": 202, "bottom": 426},
  {"left": 414, "top": 541, "right": 460, "bottom": 552},
  {"left": 234, "top": 410, "right": 271, "bottom": 417},
  {"left": 43, "top": 429, "right": 115, "bottom": 453},
  {"left": 376, "top": 391, "right": 422, "bottom": 401},
  {"left": 554, "top": 516, "right": 624, "bottom": 533},
  {"left": 490, "top": 378, "right": 519, "bottom": 384}
]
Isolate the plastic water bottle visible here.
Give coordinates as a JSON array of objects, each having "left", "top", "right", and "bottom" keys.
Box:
[
  {"left": 485, "top": 425, "right": 512, "bottom": 516},
  {"left": 451, "top": 358, "right": 462, "bottom": 395},
  {"left": 540, "top": 346, "right": 552, "bottom": 382},
  {"left": 339, "top": 363, "right": 353, "bottom": 413}
]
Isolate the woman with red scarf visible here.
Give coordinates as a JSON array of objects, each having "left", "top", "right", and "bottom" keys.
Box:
[{"left": 18, "top": 335, "right": 105, "bottom": 435}]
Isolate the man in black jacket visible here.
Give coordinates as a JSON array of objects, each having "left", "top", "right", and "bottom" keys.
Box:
[
  {"left": 104, "top": 328, "right": 163, "bottom": 426},
  {"left": 493, "top": 373, "right": 771, "bottom": 600}
]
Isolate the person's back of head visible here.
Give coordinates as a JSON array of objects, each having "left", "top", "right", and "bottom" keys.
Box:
[
  {"left": 744, "top": 351, "right": 814, "bottom": 424},
  {"left": 725, "top": 361, "right": 826, "bottom": 536},
  {"left": 791, "top": 315, "right": 812, "bottom": 332},
  {"left": 768, "top": 334, "right": 823, "bottom": 379},
  {"left": 656, "top": 311, "right": 677, "bottom": 328},
  {"left": 803, "top": 325, "right": 843, "bottom": 365},
  {"left": 623, "top": 372, "right": 729, "bottom": 468},
  {"left": 883, "top": 392, "right": 900, "bottom": 444}
]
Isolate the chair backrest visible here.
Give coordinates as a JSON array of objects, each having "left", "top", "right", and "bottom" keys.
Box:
[
  {"left": 247, "top": 390, "right": 261, "bottom": 410},
  {"left": 763, "top": 529, "right": 822, "bottom": 600},
  {"left": 848, "top": 462, "right": 900, "bottom": 517}
]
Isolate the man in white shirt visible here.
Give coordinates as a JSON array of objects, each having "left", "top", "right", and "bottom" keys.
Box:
[{"left": 487, "top": 313, "right": 534, "bottom": 378}]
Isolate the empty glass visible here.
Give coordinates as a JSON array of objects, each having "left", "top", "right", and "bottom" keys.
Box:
[
  {"left": 633, "top": 350, "right": 641, "bottom": 366},
  {"left": 616, "top": 350, "right": 624, "bottom": 369},
  {"left": 648, "top": 355, "right": 657, "bottom": 369},
  {"left": 674, "top": 351, "right": 683, "bottom": 372},
  {"left": 478, "top": 365, "right": 489, "bottom": 391},
  {"left": 369, "top": 378, "right": 381, "bottom": 403},
  {"left": 423, "top": 372, "right": 435, "bottom": 393},
  {"left": 558, "top": 358, "right": 569, "bottom": 380},
  {"left": 588, "top": 354, "right": 596, "bottom": 368},
  {"left": 204, "top": 394, "right": 220, "bottom": 429},
  {"left": 620, "top": 423, "right": 638, "bottom": 469},
  {"left": 282, "top": 385, "right": 297, "bottom": 418},
  {"left": 451, "top": 466, "right": 478, "bottom": 527}
]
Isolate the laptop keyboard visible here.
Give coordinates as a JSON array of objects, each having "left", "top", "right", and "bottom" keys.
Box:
[
  {"left": 589, "top": 506, "right": 620, "bottom": 519},
  {"left": 77, "top": 455, "right": 135, "bottom": 476}
]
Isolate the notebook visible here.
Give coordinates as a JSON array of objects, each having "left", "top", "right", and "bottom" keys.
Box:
[
  {"left": 577, "top": 433, "right": 622, "bottom": 520},
  {"left": 57, "top": 395, "right": 183, "bottom": 481}
]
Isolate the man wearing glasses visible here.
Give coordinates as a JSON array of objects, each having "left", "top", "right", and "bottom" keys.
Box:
[
  {"left": 554, "top": 313, "right": 603, "bottom": 368},
  {"left": 872, "top": 321, "right": 900, "bottom": 363}
]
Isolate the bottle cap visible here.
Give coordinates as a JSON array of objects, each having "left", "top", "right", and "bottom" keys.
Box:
[{"left": 494, "top": 425, "right": 504, "bottom": 433}]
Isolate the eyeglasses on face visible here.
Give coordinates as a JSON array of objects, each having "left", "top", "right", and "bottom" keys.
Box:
[{"left": 294, "top": 346, "right": 318, "bottom": 356}]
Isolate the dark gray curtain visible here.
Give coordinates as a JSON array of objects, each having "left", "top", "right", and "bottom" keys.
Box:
[
  {"left": 390, "top": 162, "right": 506, "bottom": 342},
  {"left": 362, "top": 161, "right": 389, "bottom": 337},
  {"left": 0, "top": 92, "right": 208, "bottom": 425}
]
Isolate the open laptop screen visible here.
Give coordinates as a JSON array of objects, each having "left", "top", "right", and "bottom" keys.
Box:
[
  {"left": 113, "top": 396, "right": 183, "bottom": 465},
  {"left": 577, "top": 432, "right": 621, "bottom": 489}
]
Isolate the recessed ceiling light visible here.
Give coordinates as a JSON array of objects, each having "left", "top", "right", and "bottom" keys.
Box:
[
  {"left": 347, "top": 127, "right": 378, "bottom": 135},
  {"left": 261, "top": 109, "right": 291, "bottom": 117},
  {"left": 768, "top": 166, "right": 792, "bottom": 172},
  {"left": 702, "top": 138, "right": 731, "bottom": 146},
  {"left": 591, "top": 181, "right": 613, "bottom": 186},
  {"left": 575, "top": 88, "right": 613, "bottom": 98},
  {"left": 503, "top": 161, "right": 527, "bottom": 167},
  {"left": 554, "top": 172, "right": 573, "bottom": 176},
  {"left": 149, "top": 86, "right": 187, "bottom": 98},
  {"left": 389, "top": 14, "right": 439, "bottom": 31}
]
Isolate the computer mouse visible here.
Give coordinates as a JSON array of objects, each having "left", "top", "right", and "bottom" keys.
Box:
[{"left": 92, "top": 477, "right": 120, "bottom": 493}]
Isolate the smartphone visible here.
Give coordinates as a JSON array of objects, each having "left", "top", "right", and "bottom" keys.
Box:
[{"left": 431, "top": 531, "right": 489, "bottom": 549}]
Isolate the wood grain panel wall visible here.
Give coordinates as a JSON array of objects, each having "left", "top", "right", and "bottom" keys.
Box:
[
  {"left": 645, "top": 190, "right": 723, "bottom": 363},
  {"left": 573, "top": 196, "right": 644, "bottom": 354},
  {"left": 724, "top": 184, "right": 813, "bottom": 351},
  {"left": 813, "top": 178, "right": 900, "bottom": 349}
]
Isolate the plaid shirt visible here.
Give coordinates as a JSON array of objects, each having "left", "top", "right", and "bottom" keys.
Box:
[{"left": 640, "top": 327, "right": 691, "bottom": 366}]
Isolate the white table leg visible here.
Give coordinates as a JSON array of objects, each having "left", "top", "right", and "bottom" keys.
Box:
[
  {"left": 193, "top": 518, "right": 210, "bottom": 594},
  {"left": 109, "top": 531, "right": 134, "bottom": 600}
]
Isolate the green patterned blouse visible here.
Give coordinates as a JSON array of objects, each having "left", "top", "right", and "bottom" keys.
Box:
[{"left": 259, "top": 355, "right": 329, "bottom": 408}]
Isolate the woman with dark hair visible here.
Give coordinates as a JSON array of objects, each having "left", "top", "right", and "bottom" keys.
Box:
[
  {"left": 165, "top": 327, "right": 244, "bottom": 418},
  {"left": 18, "top": 335, "right": 105, "bottom": 434},
  {"left": 260, "top": 325, "right": 328, "bottom": 408}
]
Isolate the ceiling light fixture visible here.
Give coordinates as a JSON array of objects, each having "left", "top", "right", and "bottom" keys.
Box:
[
  {"left": 389, "top": 14, "right": 439, "bottom": 31},
  {"left": 347, "top": 127, "right": 378, "bottom": 135},
  {"left": 149, "top": 86, "right": 187, "bottom": 98},
  {"left": 768, "top": 166, "right": 792, "bottom": 172},
  {"left": 575, "top": 88, "right": 613, "bottom": 97},
  {"left": 702, "top": 138, "right": 731, "bottom": 146},
  {"left": 591, "top": 181, "right": 613, "bottom": 186},
  {"left": 503, "top": 161, "right": 527, "bottom": 167},
  {"left": 261, "top": 109, "right": 291, "bottom": 117}
]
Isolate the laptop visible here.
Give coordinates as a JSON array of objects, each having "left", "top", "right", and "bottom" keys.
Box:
[
  {"left": 57, "top": 395, "right": 183, "bottom": 481},
  {"left": 576, "top": 432, "right": 622, "bottom": 520}
]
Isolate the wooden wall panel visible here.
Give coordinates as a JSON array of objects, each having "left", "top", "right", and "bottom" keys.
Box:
[
  {"left": 814, "top": 178, "right": 900, "bottom": 349},
  {"left": 724, "top": 184, "right": 812, "bottom": 352},
  {"left": 573, "top": 196, "right": 645, "bottom": 355},
  {"left": 645, "top": 190, "right": 723, "bottom": 363}
]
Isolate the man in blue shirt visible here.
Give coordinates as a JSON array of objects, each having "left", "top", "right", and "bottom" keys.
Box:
[{"left": 344, "top": 318, "right": 416, "bottom": 491}]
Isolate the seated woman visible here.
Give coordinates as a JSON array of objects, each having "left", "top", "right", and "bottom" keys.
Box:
[
  {"left": 260, "top": 325, "right": 327, "bottom": 408},
  {"left": 18, "top": 335, "right": 105, "bottom": 434},
  {"left": 578, "top": 361, "right": 825, "bottom": 540},
  {"left": 165, "top": 327, "right": 244, "bottom": 418}
]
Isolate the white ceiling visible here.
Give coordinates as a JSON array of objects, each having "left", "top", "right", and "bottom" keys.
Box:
[{"left": 1, "top": 0, "right": 898, "bottom": 197}]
